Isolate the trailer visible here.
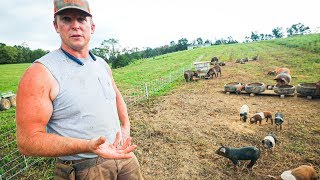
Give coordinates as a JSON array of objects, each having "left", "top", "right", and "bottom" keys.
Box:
[
  {"left": 0, "top": 91, "right": 16, "bottom": 110},
  {"left": 193, "top": 61, "right": 210, "bottom": 78}
]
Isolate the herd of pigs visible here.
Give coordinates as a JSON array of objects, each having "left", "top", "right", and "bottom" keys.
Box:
[{"left": 183, "top": 57, "right": 319, "bottom": 179}]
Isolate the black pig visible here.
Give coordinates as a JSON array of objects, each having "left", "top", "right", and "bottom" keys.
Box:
[{"left": 215, "top": 145, "right": 261, "bottom": 170}]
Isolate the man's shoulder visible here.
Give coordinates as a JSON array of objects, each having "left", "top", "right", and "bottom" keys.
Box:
[{"left": 35, "top": 49, "right": 63, "bottom": 63}]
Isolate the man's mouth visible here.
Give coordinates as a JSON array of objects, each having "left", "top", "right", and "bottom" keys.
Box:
[{"left": 71, "top": 35, "right": 82, "bottom": 38}]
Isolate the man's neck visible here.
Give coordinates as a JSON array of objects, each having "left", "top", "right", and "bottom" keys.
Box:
[{"left": 61, "top": 45, "right": 89, "bottom": 58}]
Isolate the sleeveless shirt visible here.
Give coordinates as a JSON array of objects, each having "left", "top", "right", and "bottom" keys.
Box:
[{"left": 35, "top": 49, "right": 121, "bottom": 160}]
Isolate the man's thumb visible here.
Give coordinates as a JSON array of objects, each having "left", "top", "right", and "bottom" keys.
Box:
[{"left": 94, "top": 136, "right": 106, "bottom": 148}]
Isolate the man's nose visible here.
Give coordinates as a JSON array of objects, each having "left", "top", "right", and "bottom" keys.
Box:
[{"left": 71, "top": 19, "right": 80, "bottom": 30}]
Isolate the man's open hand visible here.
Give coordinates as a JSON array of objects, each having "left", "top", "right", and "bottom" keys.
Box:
[{"left": 88, "top": 132, "right": 136, "bottom": 159}]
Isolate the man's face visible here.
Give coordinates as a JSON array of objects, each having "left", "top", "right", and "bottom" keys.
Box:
[{"left": 54, "top": 9, "right": 95, "bottom": 51}]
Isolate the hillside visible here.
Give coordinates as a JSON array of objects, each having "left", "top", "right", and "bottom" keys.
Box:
[{"left": 0, "top": 34, "right": 319, "bottom": 179}]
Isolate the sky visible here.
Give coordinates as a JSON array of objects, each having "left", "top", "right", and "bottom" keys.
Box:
[{"left": 0, "top": 0, "right": 319, "bottom": 51}]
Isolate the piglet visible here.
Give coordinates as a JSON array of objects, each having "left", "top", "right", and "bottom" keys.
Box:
[
  {"left": 250, "top": 111, "right": 273, "bottom": 125},
  {"left": 275, "top": 112, "right": 284, "bottom": 130},
  {"left": 262, "top": 133, "right": 277, "bottom": 150},
  {"left": 215, "top": 145, "right": 261, "bottom": 170},
  {"left": 239, "top": 105, "right": 249, "bottom": 122},
  {"left": 268, "top": 165, "right": 319, "bottom": 180},
  {"left": 236, "top": 84, "right": 245, "bottom": 94}
]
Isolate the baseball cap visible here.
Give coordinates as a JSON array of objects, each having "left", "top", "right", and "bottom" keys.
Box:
[{"left": 54, "top": 0, "right": 92, "bottom": 16}]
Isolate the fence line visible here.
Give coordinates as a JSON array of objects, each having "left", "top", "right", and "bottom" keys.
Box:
[{"left": 0, "top": 58, "right": 201, "bottom": 179}]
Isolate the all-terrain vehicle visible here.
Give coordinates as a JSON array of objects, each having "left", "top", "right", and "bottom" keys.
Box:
[{"left": 0, "top": 91, "right": 16, "bottom": 110}]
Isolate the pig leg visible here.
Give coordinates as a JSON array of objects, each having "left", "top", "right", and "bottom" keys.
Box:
[{"left": 246, "top": 160, "right": 257, "bottom": 169}]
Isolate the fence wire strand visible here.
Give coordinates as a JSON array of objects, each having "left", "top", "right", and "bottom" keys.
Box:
[{"left": 0, "top": 61, "right": 197, "bottom": 179}]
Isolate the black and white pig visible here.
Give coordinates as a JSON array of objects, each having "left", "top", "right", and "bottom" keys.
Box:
[
  {"left": 274, "top": 112, "right": 284, "bottom": 130},
  {"left": 262, "top": 133, "right": 278, "bottom": 150},
  {"left": 239, "top": 105, "right": 249, "bottom": 122}
]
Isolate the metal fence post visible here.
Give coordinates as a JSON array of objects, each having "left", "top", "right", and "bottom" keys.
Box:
[{"left": 145, "top": 83, "right": 149, "bottom": 99}]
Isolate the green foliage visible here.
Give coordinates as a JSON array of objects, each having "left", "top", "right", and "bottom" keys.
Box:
[
  {"left": 287, "top": 23, "right": 311, "bottom": 37},
  {"left": 0, "top": 45, "right": 48, "bottom": 64},
  {"left": 272, "top": 27, "right": 284, "bottom": 38}
]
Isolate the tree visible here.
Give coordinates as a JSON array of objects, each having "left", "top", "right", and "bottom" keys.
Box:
[
  {"left": 287, "top": 23, "right": 310, "bottom": 36},
  {"left": 244, "top": 36, "right": 251, "bottom": 43},
  {"left": 176, "top": 38, "right": 189, "bottom": 51},
  {"left": 101, "top": 38, "right": 119, "bottom": 60},
  {"left": 204, "top": 39, "right": 211, "bottom": 44},
  {"left": 272, "top": 27, "right": 284, "bottom": 38},
  {"left": 196, "top": 37, "right": 203, "bottom": 45},
  {"left": 250, "top": 31, "right": 260, "bottom": 41},
  {"left": 227, "top": 36, "right": 238, "bottom": 44},
  {"left": 0, "top": 46, "right": 19, "bottom": 64}
]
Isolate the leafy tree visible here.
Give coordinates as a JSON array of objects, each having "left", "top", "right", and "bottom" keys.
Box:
[
  {"left": 196, "top": 37, "right": 203, "bottom": 45},
  {"left": 250, "top": 31, "right": 259, "bottom": 41},
  {"left": 244, "top": 36, "right": 251, "bottom": 43},
  {"left": 287, "top": 23, "right": 310, "bottom": 36},
  {"left": 227, "top": 36, "right": 238, "bottom": 44},
  {"left": 204, "top": 39, "right": 211, "bottom": 44},
  {"left": 176, "top": 38, "right": 189, "bottom": 51},
  {"left": 272, "top": 27, "right": 284, "bottom": 38},
  {"left": 0, "top": 46, "right": 19, "bottom": 64},
  {"left": 214, "top": 38, "right": 227, "bottom": 45}
]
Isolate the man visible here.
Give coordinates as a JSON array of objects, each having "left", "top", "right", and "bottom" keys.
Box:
[{"left": 16, "top": 0, "right": 143, "bottom": 179}]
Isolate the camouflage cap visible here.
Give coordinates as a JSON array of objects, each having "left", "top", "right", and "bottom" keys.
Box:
[{"left": 54, "top": 0, "right": 92, "bottom": 16}]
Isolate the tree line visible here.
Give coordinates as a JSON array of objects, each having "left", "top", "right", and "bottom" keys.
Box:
[
  {"left": 0, "top": 43, "right": 48, "bottom": 65},
  {"left": 0, "top": 23, "right": 312, "bottom": 66}
]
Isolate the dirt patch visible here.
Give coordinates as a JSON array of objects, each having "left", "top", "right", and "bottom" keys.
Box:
[{"left": 129, "top": 63, "right": 320, "bottom": 179}]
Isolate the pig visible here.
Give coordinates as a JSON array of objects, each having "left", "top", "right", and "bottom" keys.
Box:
[
  {"left": 240, "top": 105, "right": 249, "bottom": 122},
  {"left": 218, "top": 62, "right": 226, "bottom": 66},
  {"left": 275, "top": 67, "right": 291, "bottom": 75},
  {"left": 184, "top": 70, "right": 198, "bottom": 82},
  {"left": 268, "top": 165, "right": 319, "bottom": 180},
  {"left": 250, "top": 111, "right": 273, "bottom": 125},
  {"left": 274, "top": 112, "right": 284, "bottom": 130},
  {"left": 216, "top": 145, "right": 261, "bottom": 170},
  {"left": 236, "top": 84, "right": 245, "bottom": 94},
  {"left": 262, "top": 133, "right": 278, "bottom": 150},
  {"left": 274, "top": 68, "right": 291, "bottom": 86},
  {"left": 252, "top": 55, "right": 259, "bottom": 60},
  {"left": 274, "top": 73, "right": 292, "bottom": 86},
  {"left": 206, "top": 65, "right": 221, "bottom": 78},
  {"left": 267, "top": 71, "right": 276, "bottom": 76},
  {"left": 211, "top": 56, "right": 219, "bottom": 63}
]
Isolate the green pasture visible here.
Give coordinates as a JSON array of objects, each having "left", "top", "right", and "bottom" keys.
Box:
[{"left": 0, "top": 33, "right": 319, "bottom": 178}]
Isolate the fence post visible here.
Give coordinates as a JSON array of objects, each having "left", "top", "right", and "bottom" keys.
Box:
[{"left": 145, "top": 83, "right": 149, "bottom": 99}]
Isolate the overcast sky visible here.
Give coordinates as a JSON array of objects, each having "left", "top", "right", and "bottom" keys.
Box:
[{"left": 1, "top": 0, "right": 319, "bottom": 51}]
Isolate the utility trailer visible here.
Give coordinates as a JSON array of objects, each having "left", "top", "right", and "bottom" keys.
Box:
[
  {"left": 0, "top": 91, "right": 16, "bottom": 110},
  {"left": 193, "top": 61, "right": 210, "bottom": 78}
]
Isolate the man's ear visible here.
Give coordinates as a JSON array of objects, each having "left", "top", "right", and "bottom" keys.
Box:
[
  {"left": 53, "top": 20, "right": 60, "bottom": 33},
  {"left": 91, "top": 22, "right": 95, "bottom": 34}
]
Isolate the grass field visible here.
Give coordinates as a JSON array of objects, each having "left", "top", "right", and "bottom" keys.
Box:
[{"left": 0, "top": 33, "right": 319, "bottom": 179}]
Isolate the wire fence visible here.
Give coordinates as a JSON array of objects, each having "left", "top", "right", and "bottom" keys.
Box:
[{"left": 0, "top": 59, "right": 199, "bottom": 179}]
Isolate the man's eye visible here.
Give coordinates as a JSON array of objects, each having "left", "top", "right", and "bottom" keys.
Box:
[
  {"left": 61, "top": 17, "right": 71, "bottom": 22},
  {"left": 78, "top": 18, "right": 86, "bottom": 22}
]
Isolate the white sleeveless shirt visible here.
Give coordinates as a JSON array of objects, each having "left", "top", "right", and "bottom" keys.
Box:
[{"left": 35, "top": 49, "right": 121, "bottom": 160}]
